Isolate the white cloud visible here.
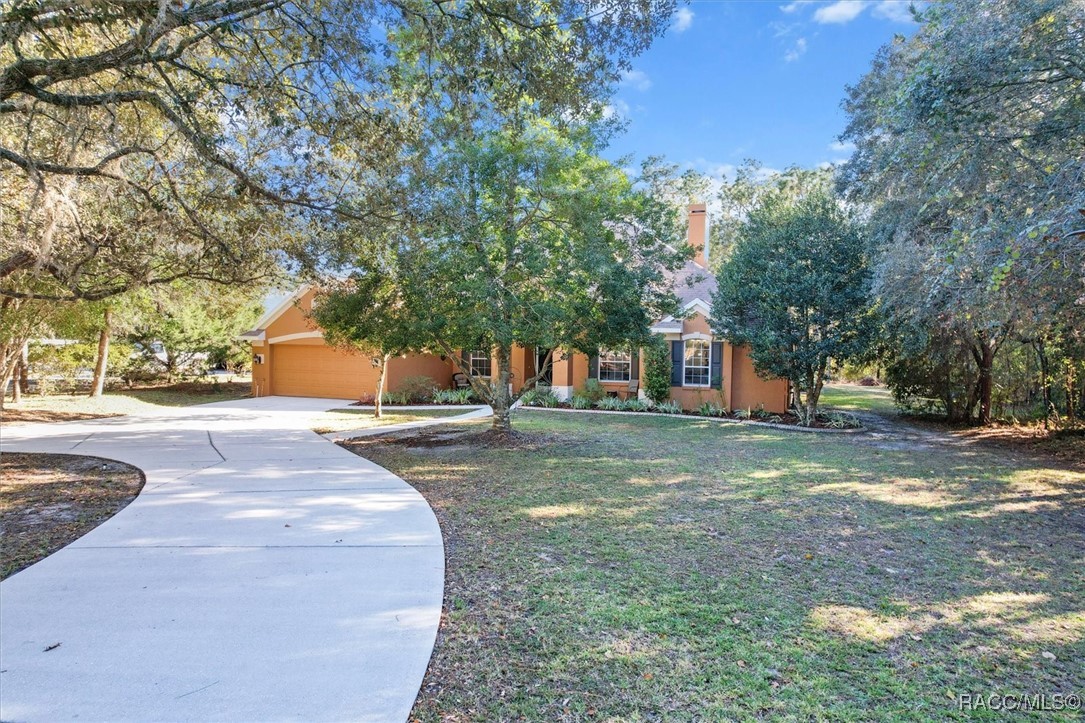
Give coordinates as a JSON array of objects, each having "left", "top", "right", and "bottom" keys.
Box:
[
  {"left": 602, "top": 98, "right": 631, "bottom": 120},
  {"left": 828, "top": 140, "right": 856, "bottom": 154},
  {"left": 871, "top": 1, "right": 922, "bottom": 23},
  {"left": 780, "top": 0, "right": 815, "bottom": 12},
  {"left": 672, "top": 7, "right": 694, "bottom": 33},
  {"left": 813, "top": 1, "right": 869, "bottom": 24},
  {"left": 620, "top": 69, "right": 652, "bottom": 92},
  {"left": 784, "top": 37, "right": 808, "bottom": 62}
]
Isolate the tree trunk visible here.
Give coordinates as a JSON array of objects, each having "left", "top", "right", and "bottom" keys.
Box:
[
  {"left": 1066, "top": 361, "right": 1077, "bottom": 425},
  {"left": 0, "top": 355, "right": 17, "bottom": 409},
  {"left": 491, "top": 344, "right": 513, "bottom": 432},
  {"left": 977, "top": 343, "right": 995, "bottom": 426},
  {"left": 90, "top": 307, "right": 112, "bottom": 398},
  {"left": 11, "top": 341, "right": 27, "bottom": 404},
  {"left": 1032, "top": 337, "right": 1051, "bottom": 430},
  {"left": 373, "top": 353, "right": 390, "bottom": 419}
]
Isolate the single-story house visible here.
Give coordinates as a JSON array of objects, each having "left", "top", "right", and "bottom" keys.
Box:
[{"left": 243, "top": 204, "right": 789, "bottom": 413}]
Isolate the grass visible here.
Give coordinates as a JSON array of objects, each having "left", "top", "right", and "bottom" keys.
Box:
[
  {"left": 345, "top": 411, "right": 1085, "bottom": 721},
  {"left": 820, "top": 383, "right": 899, "bottom": 416},
  {"left": 310, "top": 407, "right": 468, "bottom": 434},
  {"left": 0, "top": 453, "right": 144, "bottom": 579},
  {"left": 1, "top": 380, "right": 252, "bottom": 424}
]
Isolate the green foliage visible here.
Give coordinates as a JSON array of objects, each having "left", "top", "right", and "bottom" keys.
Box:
[
  {"left": 653, "top": 400, "right": 683, "bottom": 414},
  {"left": 883, "top": 326, "right": 981, "bottom": 423},
  {"left": 580, "top": 379, "right": 608, "bottom": 403},
  {"left": 822, "top": 411, "right": 861, "bottom": 430},
  {"left": 621, "top": 398, "right": 650, "bottom": 412},
  {"left": 571, "top": 394, "right": 594, "bottom": 410},
  {"left": 27, "top": 341, "right": 135, "bottom": 393},
  {"left": 432, "top": 388, "right": 476, "bottom": 405},
  {"left": 397, "top": 376, "right": 436, "bottom": 404},
  {"left": 522, "top": 387, "right": 560, "bottom": 408},
  {"left": 713, "top": 191, "right": 877, "bottom": 425},
  {"left": 594, "top": 396, "right": 625, "bottom": 411},
  {"left": 840, "top": 0, "right": 1085, "bottom": 424},
  {"left": 698, "top": 401, "right": 727, "bottom": 418},
  {"left": 642, "top": 335, "right": 673, "bottom": 404},
  {"left": 124, "top": 284, "right": 263, "bottom": 381}
]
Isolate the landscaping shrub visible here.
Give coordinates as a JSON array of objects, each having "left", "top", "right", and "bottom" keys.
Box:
[
  {"left": 398, "top": 375, "right": 436, "bottom": 403},
  {"left": 642, "top": 335, "right": 672, "bottom": 404},
  {"left": 521, "top": 386, "right": 559, "bottom": 408},
  {"left": 822, "top": 411, "right": 861, "bottom": 429},
  {"left": 571, "top": 394, "right": 593, "bottom": 409},
  {"left": 654, "top": 400, "right": 682, "bottom": 414},
  {"left": 581, "top": 379, "right": 606, "bottom": 403},
  {"left": 621, "top": 398, "right": 649, "bottom": 412},
  {"left": 433, "top": 388, "right": 475, "bottom": 405},
  {"left": 381, "top": 391, "right": 410, "bottom": 405},
  {"left": 595, "top": 396, "right": 624, "bottom": 411},
  {"left": 698, "top": 401, "right": 727, "bottom": 417}
]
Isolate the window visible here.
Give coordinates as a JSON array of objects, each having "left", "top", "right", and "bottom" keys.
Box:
[
  {"left": 683, "top": 340, "right": 711, "bottom": 386},
  {"left": 469, "top": 350, "right": 492, "bottom": 378},
  {"left": 598, "top": 349, "right": 632, "bottom": 382}
]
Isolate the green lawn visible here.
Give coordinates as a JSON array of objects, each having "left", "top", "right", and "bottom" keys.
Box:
[
  {"left": 311, "top": 407, "right": 469, "bottom": 434},
  {"left": 347, "top": 411, "right": 1084, "bottom": 721},
  {"left": 821, "top": 383, "right": 899, "bottom": 416},
  {"left": 2, "top": 381, "right": 252, "bottom": 424}
]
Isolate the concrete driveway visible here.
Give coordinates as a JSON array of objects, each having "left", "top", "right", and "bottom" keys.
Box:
[{"left": 1, "top": 396, "right": 470, "bottom": 722}]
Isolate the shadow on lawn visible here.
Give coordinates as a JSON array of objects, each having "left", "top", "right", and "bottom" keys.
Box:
[{"left": 351, "top": 412, "right": 1084, "bottom": 720}]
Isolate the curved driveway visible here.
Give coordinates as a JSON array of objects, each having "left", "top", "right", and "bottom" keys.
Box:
[{"left": 1, "top": 397, "right": 478, "bottom": 722}]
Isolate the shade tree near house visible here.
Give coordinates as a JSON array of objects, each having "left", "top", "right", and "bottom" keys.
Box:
[
  {"left": 311, "top": 271, "right": 435, "bottom": 419},
  {"left": 839, "top": 0, "right": 1084, "bottom": 424},
  {"left": 0, "top": 0, "right": 677, "bottom": 397},
  {"left": 329, "top": 123, "right": 687, "bottom": 432},
  {"left": 712, "top": 191, "right": 876, "bottom": 426}
]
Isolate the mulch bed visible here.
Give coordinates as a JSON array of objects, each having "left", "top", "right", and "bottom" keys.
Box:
[{"left": 0, "top": 453, "right": 144, "bottom": 580}]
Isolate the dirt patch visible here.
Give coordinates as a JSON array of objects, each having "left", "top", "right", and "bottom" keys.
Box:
[
  {"left": 0, "top": 453, "right": 144, "bottom": 579},
  {"left": 950, "top": 424, "right": 1085, "bottom": 470},
  {"left": 340, "top": 418, "right": 557, "bottom": 454},
  {"left": 1, "top": 408, "right": 124, "bottom": 424}
]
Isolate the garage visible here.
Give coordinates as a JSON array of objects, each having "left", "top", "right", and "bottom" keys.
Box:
[{"left": 270, "top": 343, "right": 374, "bottom": 399}]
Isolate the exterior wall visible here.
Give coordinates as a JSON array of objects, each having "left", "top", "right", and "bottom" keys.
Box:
[
  {"left": 251, "top": 288, "right": 454, "bottom": 399},
  {"left": 729, "top": 345, "right": 789, "bottom": 414},
  {"left": 251, "top": 339, "right": 270, "bottom": 397}
]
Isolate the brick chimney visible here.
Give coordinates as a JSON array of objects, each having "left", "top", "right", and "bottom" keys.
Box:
[{"left": 688, "top": 203, "right": 708, "bottom": 267}]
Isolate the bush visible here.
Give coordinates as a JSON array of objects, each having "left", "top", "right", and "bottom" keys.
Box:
[
  {"left": 621, "top": 398, "right": 649, "bottom": 412},
  {"left": 642, "top": 335, "right": 672, "bottom": 404},
  {"left": 734, "top": 407, "right": 753, "bottom": 420},
  {"left": 571, "top": 394, "right": 593, "bottom": 409},
  {"left": 698, "top": 401, "right": 727, "bottom": 417},
  {"left": 595, "top": 396, "right": 624, "bottom": 411},
  {"left": 397, "top": 375, "right": 436, "bottom": 403},
  {"left": 381, "top": 391, "right": 410, "bottom": 405},
  {"left": 433, "top": 388, "right": 475, "bottom": 405},
  {"left": 822, "top": 411, "right": 862, "bottom": 429},
  {"left": 580, "top": 378, "right": 607, "bottom": 403},
  {"left": 521, "top": 386, "right": 559, "bottom": 408},
  {"left": 654, "top": 400, "right": 683, "bottom": 414}
]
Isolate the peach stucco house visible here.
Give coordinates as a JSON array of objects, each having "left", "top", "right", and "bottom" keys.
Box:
[{"left": 243, "top": 205, "right": 789, "bottom": 413}]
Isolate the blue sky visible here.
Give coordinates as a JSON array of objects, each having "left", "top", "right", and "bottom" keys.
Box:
[{"left": 604, "top": 0, "right": 924, "bottom": 180}]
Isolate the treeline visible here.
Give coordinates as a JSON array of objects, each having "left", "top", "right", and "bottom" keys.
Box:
[{"left": 704, "top": 1, "right": 1083, "bottom": 427}]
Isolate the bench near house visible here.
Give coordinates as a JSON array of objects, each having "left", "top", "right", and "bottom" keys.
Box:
[{"left": 242, "top": 205, "right": 789, "bottom": 414}]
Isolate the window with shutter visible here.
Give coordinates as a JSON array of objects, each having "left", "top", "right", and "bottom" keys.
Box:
[{"left": 683, "top": 340, "right": 711, "bottom": 387}]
